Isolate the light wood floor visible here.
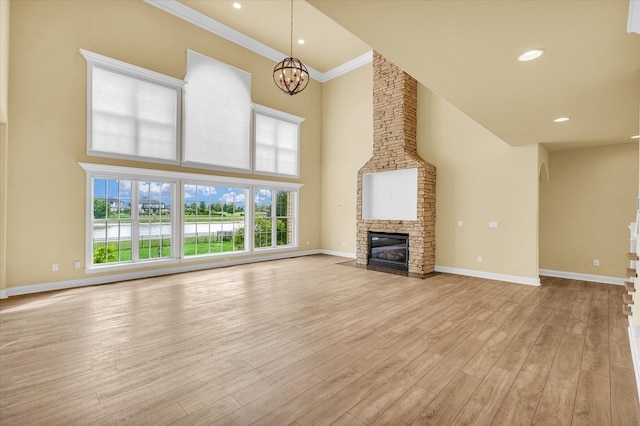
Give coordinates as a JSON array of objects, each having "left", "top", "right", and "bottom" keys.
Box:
[{"left": 1, "top": 254, "right": 639, "bottom": 425}]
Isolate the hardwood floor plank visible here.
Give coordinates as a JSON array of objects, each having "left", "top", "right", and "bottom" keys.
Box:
[
  {"left": 580, "top": 313, "right": 609, "bottom": 377},
  {"left": 297, "top": 354, "right": 411, "bottom": 426},
  {"left": 491, "top": 363, "right": 548, "bottom": 425},
  {"left": 525, "top": 324, "right": 564, "bottom": 368},
  {"left": 462, "top": 289, "right": 548, "bottom": 379},
  {"left": 332, "top": 412, "right": 366, "bottom": 425},
  {"left": 608, "top": 284, "right": 634, "bottom": 369},
  {"left": 451, "top": 367, "right": 516, "bottom": 425},
  {"left": 371, "top": 386, "right": 437, "bottom": 426},
  {"left": 349, "top": 350, "right": 443, "bottom": 424},
  {"left": 417, "top": 335, "right": 486, "bottom": 395},
  {"left": 549, "top": 332, "right": 585, "bottom": 384},
  {"left": 572, "top": 370, "right": 610, "bottom": 425},
  {"left": 531, "top": 375, "right": 576, "bottom": 426},
  {"left": 252, "top": 367, "right": 363, "bottom": 426},
  {"left": 412, "top": 372, "right": 482, "bottom": 425},
  {"left": 610, "top": 365, "right": 640, "bottom": 426},
  {"left": 171, "top": 396, "right": 242, "bottom": 426},
  {"left": 213, "top": 373, "right": 322, "bottom": 425},
  {"left": 564, "top": 286, "right": 594, "bottom": 336}
]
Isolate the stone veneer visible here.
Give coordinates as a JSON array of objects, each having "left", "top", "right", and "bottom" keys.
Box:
[{"left": 356, "top": 52, "right": 436, "bottom": 276}]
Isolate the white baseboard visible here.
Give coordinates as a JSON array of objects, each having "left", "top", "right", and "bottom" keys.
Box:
[
  {"left": 628, "top": 316, "right": 640, "bottom": 405},
  {"left": 539, "top": 269, "right": 625, "bottom": 285},
  {"left": 2, "top": 250, "right": 321, "bottom": 298},
  {"left": 434, "top": 265, "right": 540, "bottom": 286},
  {"left": 317, "top": 249, "right": 356, "bottom": 259}
]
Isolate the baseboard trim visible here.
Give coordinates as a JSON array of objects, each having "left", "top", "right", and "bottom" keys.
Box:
[
  {"left": 628, "top": 316, "right": 640, "bottom": 405},
  {"left": 539, "top": 269, "right": 625, "bottom": 285},
  {"left": 434, "top": 265, "right": 540, "bottom": 286},
  {"left": 2, "top": 250, "right": 322, "bottom": 298},
  {"left": 317, "top": 249, "right": 356, "bottom": 259}
]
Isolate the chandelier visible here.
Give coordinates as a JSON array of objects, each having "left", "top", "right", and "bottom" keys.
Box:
[{"left": 273, "top": 0, "right": 309, "bottom": 95}]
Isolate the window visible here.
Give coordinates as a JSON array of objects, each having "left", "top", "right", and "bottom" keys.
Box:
[
  {"left": 81, "top": 49, "right": 185, "bottom": 164},
  {"left": 81, "top": 163, "right": 302, "bottom": 271},
  {"left": 81, "top": 49, "right": 304, "bottom": 177},
  {"left": 138, "top": 181, "right": 173, "bottom": 260},
  {"left": 254, "top": 188, "right": 296, "bottom": 249},
  {"left": 92, "top": 178, "right": 133, "bottom": 264},
  {"left": 88, "top": 172, "right": 177, "bottom": 269},
  {"left": 183, "top": 184, "right": 248, "bottom": 256},
  {"left": 183, "top": 50, "right": 252, "bottom": 172},
  {"left": 253, "top": 104, "right": 304, "bottom": 178}
]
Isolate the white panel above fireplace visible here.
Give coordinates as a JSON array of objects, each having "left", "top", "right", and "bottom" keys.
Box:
[{"left": 362, "top": 168, "right": 418, "bottom": 220}]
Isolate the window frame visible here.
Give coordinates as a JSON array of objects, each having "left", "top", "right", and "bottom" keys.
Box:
[
  {"left": 82, "top": 164, "right": 180, "bottom": 273},
  {"left": 253, "top": 188, "right": 298, "bottom": 251},
  {"left": 181, "top": 181, "right": 250, "bottom": 258},
  {"left": 252, "top": 103, "right": 304, "bottom": 179},
  {"left": 182, "top": 50, "right": 253, "bottom": 174},
  {"left": 80, "top": 163, "right": 303, "bottom": 272},
  {"left": 80, "top": 49, "right": 186, "bottom": 165}
]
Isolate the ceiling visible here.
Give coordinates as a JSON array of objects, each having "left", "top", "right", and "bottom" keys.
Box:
[{"left": 175, "top": 0, "right": 640, "bottom": 151}]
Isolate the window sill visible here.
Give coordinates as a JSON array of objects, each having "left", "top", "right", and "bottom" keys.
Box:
[{"left": 85, "top": 258, "right": 179, "bottom": 274}]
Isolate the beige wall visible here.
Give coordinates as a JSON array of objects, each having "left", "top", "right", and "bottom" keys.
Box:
[
  {"left": 540, "top": 142, "right": 638, "bottom": 278},
  {"left": 634, "top": 104, "right": 640, "bottom": 320},
  {"left": 1, "top": 122, "right": 7, "bottom": 293},
  {"left": 320, "top": 64, "right": 373, "bottom": 254},
  {"left": 417, "top": 87, "right": 540, "bottom": 280},
  {"left": 0, "top": 0, "right": 8, "bottom": 293},
  {"left": 5, "top": 0, "right": 322, "bottom": 288},
  {"left": 320, "top": 65, "right": 540, "bottom": 280},
  {"left": 0, "top": 0, "right": 8, "bottom": 123}
]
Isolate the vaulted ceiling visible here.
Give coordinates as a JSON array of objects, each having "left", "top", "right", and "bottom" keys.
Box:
[{"left": 174, "top": 0, "right": 640, "bottom": 151}]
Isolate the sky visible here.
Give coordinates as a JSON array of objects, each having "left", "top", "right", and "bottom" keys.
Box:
[{"left": 93, "top": 179, "right": 275, "bottom": 207}]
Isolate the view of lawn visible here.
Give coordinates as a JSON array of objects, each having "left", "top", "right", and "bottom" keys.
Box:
[{"left": 93, "top": 236, "right": 243, "bottom": 263}]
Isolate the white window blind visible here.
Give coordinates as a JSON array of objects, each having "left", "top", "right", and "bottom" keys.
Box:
[
  {"left": 183, "top": 50, "right": 252, "bottom": 172},
  {"left": 253, "top": 105, "right": 303, "bottom": 178},
  {"left": 81, "top": 49, "right": 184, "bottom": 164}
]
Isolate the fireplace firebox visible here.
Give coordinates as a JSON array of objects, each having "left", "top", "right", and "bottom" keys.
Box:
[{"left": 368, "top": 232, "right": 409, "bottom": 271}]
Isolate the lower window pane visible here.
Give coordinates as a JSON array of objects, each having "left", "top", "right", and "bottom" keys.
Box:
[{"left": 184, "top": 185, "right": 246, "bottom": 256}]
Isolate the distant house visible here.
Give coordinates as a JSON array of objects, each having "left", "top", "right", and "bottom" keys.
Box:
[
  {"left": 107, "top": 198, "right": 130, "bottom": 213},
  {"left": 138, "top": 197, "right": 166, "bottom": 214}
]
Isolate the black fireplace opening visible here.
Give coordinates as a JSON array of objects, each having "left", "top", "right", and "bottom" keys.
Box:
[{"left": 368, "top": 232, "right": 409, "bottom": 272}]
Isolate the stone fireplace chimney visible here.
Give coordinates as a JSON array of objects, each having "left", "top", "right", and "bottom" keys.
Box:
[{"left": 356, "top": 52, "right": 436, "bottom": 276}]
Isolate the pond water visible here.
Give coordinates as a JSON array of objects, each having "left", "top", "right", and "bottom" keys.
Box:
[{"left": 93, "top": 222, "right": 244, "bottom": 241}]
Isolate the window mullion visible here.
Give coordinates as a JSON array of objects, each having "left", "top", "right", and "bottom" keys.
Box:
[
  {"left": 271, "top": 189, "right": 277, "bottom": 248},
  {"left": 132, "top": 181, "right": 139, "bottom": 262}
]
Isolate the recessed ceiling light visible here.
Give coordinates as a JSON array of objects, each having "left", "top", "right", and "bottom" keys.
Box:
[
  {"left": 233, "top": 2, "right": 242, "bottom": 9},
  {"left": 553, "top": 117, "right": 571, "bottom": 123},
  {"left": 297, "top": 39, "right": 305, "bottom": 45},
  {"left": 632, "top": 135, "right": 640, "bottom": 139},
  {"left": 518, "top": 49, "right": 544, "bottom": 62}
]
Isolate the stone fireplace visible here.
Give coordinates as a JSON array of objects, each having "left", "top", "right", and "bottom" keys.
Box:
[{"left": 356, "top": 52, "right": 436, "bottom": 276}]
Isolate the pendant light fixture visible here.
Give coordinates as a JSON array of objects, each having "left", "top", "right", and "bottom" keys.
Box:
[{"left": 273, "top": 0, "right": 309, "bottom": 95}]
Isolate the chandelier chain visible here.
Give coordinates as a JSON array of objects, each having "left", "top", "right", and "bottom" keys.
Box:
[{"left": 289, "top": 0, "right": 293, "bottom": 57}]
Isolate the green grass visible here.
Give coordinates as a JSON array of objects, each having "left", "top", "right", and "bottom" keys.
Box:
[{"left": 93, "top": 236, "right": 242, "bottom": 264}]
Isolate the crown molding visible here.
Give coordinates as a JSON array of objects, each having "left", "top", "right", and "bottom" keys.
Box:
[
  {"left": 317, "top": 51, "right": 373, "bottom": 82},
  {"left": 143, "top": 0, "right": 371, "bottom": 82}
]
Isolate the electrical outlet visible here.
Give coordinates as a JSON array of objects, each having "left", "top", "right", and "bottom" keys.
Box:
[
  {"left": 73, "top": 261, "right": 81, "bottom": 270},
  {"left": 52, "top": 264, "right": 59, "bottom": 272},
  {"left": 489, "top": 221, "right": 499, "bottom": 228},
  {"left": 593, "top": 259, "right": 599, "bottom": 266},
  {"left": 477, "top": 256, "right": 482, "bottom": 263},
  {"left": 457, "top": 220, "right": 463, "bottom": 227}
]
